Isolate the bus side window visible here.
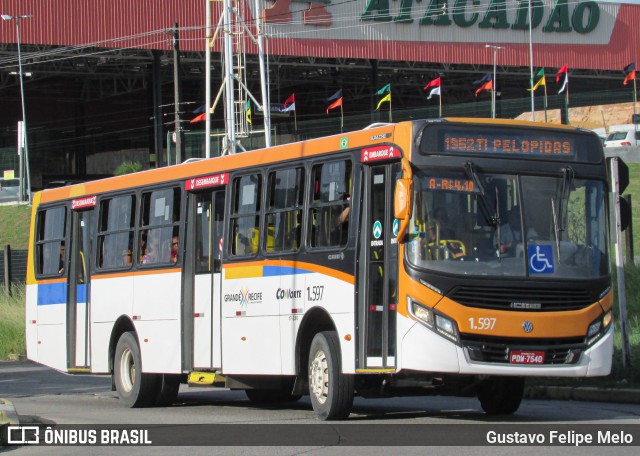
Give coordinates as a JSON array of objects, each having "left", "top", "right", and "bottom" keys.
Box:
[
  {"left": 309, "top": 160, "right": 352, "bottom": 249},
  {"left": 230, "top": 174, "right": 261, "bottom": 257},
  {"left": 97, "top": 195, "right": 135, "bottom": 270},
  {"left": 138, "top": 187, "right": 181, "bottom": 267},
  {"left": 34, "top": 206, "right": 67, "bottom": 277},
  {"left": 265, "top": 167, "right": 304, "bottom": 253}
]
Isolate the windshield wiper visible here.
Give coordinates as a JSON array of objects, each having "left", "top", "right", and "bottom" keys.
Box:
[
  {"left": 551, "top": 167, "right": 574, "bottom": 264},
  {"left": 557, "top": 167, "right": 574, "bottom": 232},
  {"left": 464, "top": 161, "right": 499, "bottom": 227}
]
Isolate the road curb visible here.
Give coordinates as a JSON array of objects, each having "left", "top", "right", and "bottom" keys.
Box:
[
  {"left": 0, "top": 398, "right": 19, "bottom": 425},
  {"left": 525, "top": 385, "right": 640, "bottom": 404}
]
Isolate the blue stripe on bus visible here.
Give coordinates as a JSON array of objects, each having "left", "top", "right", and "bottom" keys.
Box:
[
  {"left": 262, "top": 266, "right": 312, "bottom": 277},
  {"left": 37, "top": 283, "right": 87, "bottom": 305}
]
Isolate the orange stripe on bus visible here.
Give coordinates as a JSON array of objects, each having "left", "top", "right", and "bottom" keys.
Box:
[
  {"left": 224, "top": 259, "right": 354, "bottom": 285},
  {"left": 92, "top": 268, "right": 182, "bottom": 280}
]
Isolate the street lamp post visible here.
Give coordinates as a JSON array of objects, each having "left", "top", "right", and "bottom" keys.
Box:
[
  {"left": 485, "top": 44, "right": 504, "bottom": 119},
  {"left": 2, "top": 13, "right": 32, "bottom": 202},
  {"left": 528, "top": 0, "right": 535, "bottom": 121}
]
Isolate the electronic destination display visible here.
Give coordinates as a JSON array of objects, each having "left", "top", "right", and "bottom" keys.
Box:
[{"left": 418, "top": 121, "right": 604, "bottom": 163}]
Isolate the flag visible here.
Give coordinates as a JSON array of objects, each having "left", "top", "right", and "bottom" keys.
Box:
[
  {"left": 327, "top": 89, "right": 342, "bottom": 101},
  {"left": 246, "top": 99, "right": 252, "bottom": 125},
  {"left": 424, "top": 77, "right": 441, "bottom": 90},
  {"left": 376, "top": 84, "right": 390, "bottom": 95},
  {"left": 556, "top": 65, "right": 569, "bottom": 94},
  {"left": 556, "top": 64, "right": 568, "bottom": 83},
  {"left": 475, "top": 80, "right": 493, "bottom": 97},
  {"left": 283, "top": 93, "right": 295, "bottom": 112},
  {"left": 190, "top": 112, "right": 206, "bottom": 123},
  {"left": 528, "top": 68, "right": 546, "bottom": 92},
  {"left": 376, "top": 93, "right": 391, "bottom": 110},
  {"left": 427, "top": 86, "right": 441, "bottom": 100},
  {"left": 473, "top": 73, "right": 492, "bottom": 85},
  {"left": 624, "top": 70, "right": 636, "bottom": 86},
  {"left": 192, "top": 104, "right": 206, "bottom": 114},
  {"left": 326, "top": 97, "right": 342, "bottom": 113},
  {"left": 623, "top": 63, "right": 636, "bottom": 85}
]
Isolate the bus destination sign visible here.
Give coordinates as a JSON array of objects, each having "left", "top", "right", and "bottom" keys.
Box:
[
  {"left": 441, "top": 132, "right": 575, "bottom": 158},
  {"left": 185, "top": 173, "right": 229, "bottom": 191}
]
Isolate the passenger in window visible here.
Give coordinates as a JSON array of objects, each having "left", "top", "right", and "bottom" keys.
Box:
[
  {"left": 58, "top": 241, "right": 65, "bottom": 274},
  {"left": 122, "top": 248, "right": 133, "bottom": 266},
  {"left": 331, "top": 194, "right": 351, "bottom": 244},
  {"left": 170, "top": 235, "right": 179, "bottom": 263},
  {"left": 142, "top": 234, "right": 159, "bottom": 264},
  {"left": 139, "top": 232, "right": 147, "bottom": 262}
]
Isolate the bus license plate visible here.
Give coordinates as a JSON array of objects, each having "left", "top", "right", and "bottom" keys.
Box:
[{"left": 510, "top": 350, "right": 545, "bottom": 365}]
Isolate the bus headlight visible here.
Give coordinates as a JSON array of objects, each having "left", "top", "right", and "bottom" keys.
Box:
[
  {"left": 408, "top": 297, "right": 459, "bottom": 344},
  {"left": 410, "top": 300, "right": 434, "bottom": 328},
  {"left": 587, "top": 310, "right": 612, "bottom": 346}
]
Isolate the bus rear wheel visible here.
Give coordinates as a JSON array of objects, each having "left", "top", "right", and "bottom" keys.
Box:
[
  {"left": 308, "top": 331, "right": 354, "bottom": 421},
  {"left": 477, "top": 376, "right": 525, "bottom": 415},
  {"left": 114, "top": 331, "right": 159, "bottom": 408},
  {"left": 155, "top": 374, "right": 181, "bottom": 407}
]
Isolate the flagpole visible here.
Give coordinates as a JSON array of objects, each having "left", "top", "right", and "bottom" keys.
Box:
[
  {"left": 389, "top": 92, "right": 392, "bottom": 122},
  {"left": 439, "top": 88, "right": 442, "bottom": 118},
  {"left": 543, "top": 81, "right": 548, "bottom": 123},
  {"left": 634, "top": 77, "right": 637, "bottom": 124},
  {"left": 340, "top": 104, "right": 343, "bottom": 132},
  {"left": 294, "top": 107, "right": 297, "bottom": 133}
]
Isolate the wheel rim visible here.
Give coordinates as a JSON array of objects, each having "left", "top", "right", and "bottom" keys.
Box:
[
  {"left": 119, "top": 347, "right": 135, "bottom": 393},
  {"left": 309, "top": 348, "right": 329, "bottom": 405}
]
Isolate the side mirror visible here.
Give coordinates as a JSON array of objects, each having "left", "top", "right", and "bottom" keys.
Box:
[{"left": 394, "top": 178, "right": 413, "bottom": 242}]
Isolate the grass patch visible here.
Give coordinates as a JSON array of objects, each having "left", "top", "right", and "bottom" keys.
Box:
[
  {"left": 0, "top": 284, "right": 25, "bottom": 360},
  {"left": 0, "top": 203, "right": 31, "bottom": 249},
  {"left": 625, "top": 162, "right": 640, "bottom": 259}
]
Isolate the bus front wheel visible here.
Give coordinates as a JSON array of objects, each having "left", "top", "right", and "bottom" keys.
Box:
[
  {"left": 114, "top": 331, "right": 159, "bottom": 408},
  {"left": 308, "top": 331, "right": 354, "bottom": 421},
  {"left": 477, "top": 376, "right": 525, "bottom": 415}
]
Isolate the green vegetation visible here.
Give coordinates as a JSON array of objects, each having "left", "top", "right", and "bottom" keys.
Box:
[
  {"left": 0, "top": 204, "right": 31, "bottom": 249},
  {"left": 0, "top": 285, "right": 25, "bottom": 360},
  {"left": 625, "top": 162, "right": 640, "bottom": 259},
  {"left": 114, "top": 161, "right": 142, "bottom": 176}
]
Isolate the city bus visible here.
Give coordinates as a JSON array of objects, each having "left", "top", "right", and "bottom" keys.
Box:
[{"left": 26, "top": 118, "right": 615, "bottom": 420}]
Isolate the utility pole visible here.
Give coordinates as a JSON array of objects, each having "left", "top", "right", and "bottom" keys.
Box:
[{"left": 172, "top": 22, "right": 183, "bottom": 164}]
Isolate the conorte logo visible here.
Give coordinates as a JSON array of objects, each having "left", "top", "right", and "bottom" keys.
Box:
[{"left": 7, "top": 426, "right": 40, "bottom": 445}]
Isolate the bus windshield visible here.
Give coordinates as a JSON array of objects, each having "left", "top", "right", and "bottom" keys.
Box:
[{"left": 405, "top": 167, "right": 609, "bottom": 279}]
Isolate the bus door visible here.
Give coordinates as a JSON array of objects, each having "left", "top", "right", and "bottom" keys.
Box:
[
  {"left": 358, "top": 162, "right": 400, "bottom": 369},
  {"left": 67, "top": 203, "right": 94, "bottom": 369},
  {"left": 183, "top": 179, "right": 226, "bottom": 371}
]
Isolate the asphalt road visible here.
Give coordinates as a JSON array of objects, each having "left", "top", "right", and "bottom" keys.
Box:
[{"left": 1, "top": 361, "right": 639, "bottom": 456}]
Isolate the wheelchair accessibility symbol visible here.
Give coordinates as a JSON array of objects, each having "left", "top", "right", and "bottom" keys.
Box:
[{"left": 528, "top": 245, "right": 554, "bottom": 274}]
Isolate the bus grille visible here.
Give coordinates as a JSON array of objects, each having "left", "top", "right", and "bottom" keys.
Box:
[
  {"left": 461, "top": 335, "right": 585, "bottom": 365},
  {"left": 448, "top": 286, "right": 593, "bottom": 311}
]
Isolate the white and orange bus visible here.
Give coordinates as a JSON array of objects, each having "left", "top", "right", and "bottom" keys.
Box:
[{"left": 26, "top": 118, "right": 614, "bottom": 420}]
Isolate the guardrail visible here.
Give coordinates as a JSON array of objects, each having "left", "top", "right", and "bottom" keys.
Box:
[{"left": 1, "top": 246, "right": 27, "bottom": 294}]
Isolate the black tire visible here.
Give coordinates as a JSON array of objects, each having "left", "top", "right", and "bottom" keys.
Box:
[
  {"left": 308, "top": 331, "right": 354, "bottom": 421},
  {"left": 155, "top": 374, "right": 181, "bottom": 407},
  {"left": 113, "top": 331, "right": 159, "bottom": 408},
  {"left": 478, "top": 376, "right": 525, "bottom": 415}
]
